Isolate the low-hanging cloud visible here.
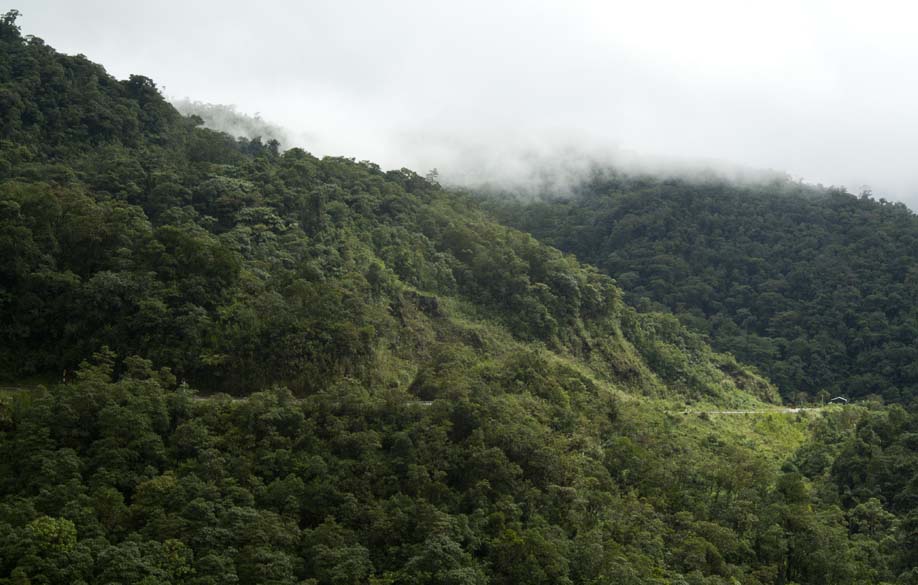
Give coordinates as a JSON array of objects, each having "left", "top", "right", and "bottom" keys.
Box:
[
  {"left": 18, "top": 0, "right": 918, "bottom": 208},
  {"left": 172, "top": 100, "right": 291, "bottom": 147}
]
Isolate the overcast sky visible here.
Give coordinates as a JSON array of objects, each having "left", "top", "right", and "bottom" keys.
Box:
[{"left": 17, "top": 0, "right": 918, "bottom": 207}]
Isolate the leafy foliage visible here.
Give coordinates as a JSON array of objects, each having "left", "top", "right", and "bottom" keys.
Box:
[
  {"left": 1, "top": 11, "right": 916, "bottom": 585},
  {"left": 483, "top": 170, "right": 918, "bottom": 403},
  {"left": 3, "top": 353, "right": 912, "bottom": 584},
  {"left": 0, "top": 11, "right": 764, "bottom": 406}
]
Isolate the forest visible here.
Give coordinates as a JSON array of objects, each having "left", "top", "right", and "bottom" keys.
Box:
[
  {"left": 1, "top": 11, "right": 917, "bottom": 585},
  {"left": 482, "top": 171, "right": 918, "bottom": 404}
]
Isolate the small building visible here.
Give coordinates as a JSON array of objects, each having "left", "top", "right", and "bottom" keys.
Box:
[{"left": 829, "top": 396, "right": 849, "bottom": 404}]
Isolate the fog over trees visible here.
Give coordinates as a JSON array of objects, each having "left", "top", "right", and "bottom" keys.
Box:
[
  {"left": 2, "top": 7, "right": 918, "bottom": 585},
  {"left": 17, "top": 0, "right": 918, "bottom": 209}
]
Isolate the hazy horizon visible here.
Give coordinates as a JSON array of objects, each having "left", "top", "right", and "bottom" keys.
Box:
[{"left": 16, "top": 0, "right": 918, "bottom": 208}]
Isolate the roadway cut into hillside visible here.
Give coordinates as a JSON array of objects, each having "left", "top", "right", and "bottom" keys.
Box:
[{"left": 685, "top": 407, "right": 825, "bottom": 415}]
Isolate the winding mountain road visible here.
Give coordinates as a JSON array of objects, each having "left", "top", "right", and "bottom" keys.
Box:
[
  {"left": 1, "top": 385, "right": 834, "bottom": 417},
  {"left": 684, "top": 407, "right": 824, "bottom": 415}
]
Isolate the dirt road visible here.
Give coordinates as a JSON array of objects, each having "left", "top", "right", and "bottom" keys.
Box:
[{"left": 685, "top": 407, "right": 824, "bottom": 415}]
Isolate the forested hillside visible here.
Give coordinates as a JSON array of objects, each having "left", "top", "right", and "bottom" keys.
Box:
[
  {"left": 1, "top": 11, "right": 917, "bottom": 585},
  {"left": 0, "top": 10, "right": 765, "bottom": 403},
  {"left": 483, "top": 171, "right": 918, "bottom": 403}
]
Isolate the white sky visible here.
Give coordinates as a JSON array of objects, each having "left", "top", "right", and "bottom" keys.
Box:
[{"left": 16, "top": 0, "right": 918, "bottom": 207}]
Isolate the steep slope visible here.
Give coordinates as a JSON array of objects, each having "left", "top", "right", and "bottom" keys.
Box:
[
  {"left": 1, "top": 12, "right": 915, "bottom": 585},
  {"left": 482, "top": 169, "right": 918, "bottom": 403},
  {"left": 0, "top": 11, "right": 771, "bottom": 407}
]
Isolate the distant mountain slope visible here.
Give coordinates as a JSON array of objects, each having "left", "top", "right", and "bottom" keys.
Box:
[
  {"left": 3, "top": 12, "right": 917, "bottom": 585},
  {"left": 482, "top": 171, "right": 918, "bottom": 403}
]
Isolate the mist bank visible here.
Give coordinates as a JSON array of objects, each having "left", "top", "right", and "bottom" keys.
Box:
[
  {"left": 22, "top": 0, "right": 918, "bottom": 210},
  {"left": 403, "top": 134, "right": 801, "bottom": 199},
  {"left": 172, "top": 99, "right": 292, "bottom": 148},
  {"left": 169, "top": 98, "right": 909, "bottom": 207}
]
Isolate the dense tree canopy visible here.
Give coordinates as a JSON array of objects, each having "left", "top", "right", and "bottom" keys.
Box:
[
  {"left": 3, "top": 353, "right": 912, "bottom": 584},
  {"left": 0, "top": 10, "right": 770, "bottom": 406},
  {"left": 483, "top": 170, "right": 918, "bottom": 403},
  {"left": 1, "top": 11, "right": 916, "bottom": 585}
]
